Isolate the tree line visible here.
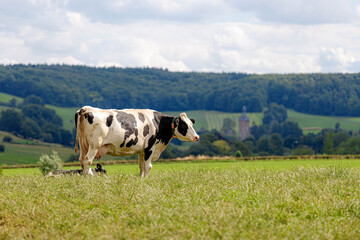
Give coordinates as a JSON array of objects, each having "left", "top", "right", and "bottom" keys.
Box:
[
  {"left": 0, "top": 95, "right": 73, "bottom": 146},
  {"left": 162, "top": 103, "right": 360, "bottom": 158},
  {"left": 1, "top": 64, "right": 360, "bottom": 116}
]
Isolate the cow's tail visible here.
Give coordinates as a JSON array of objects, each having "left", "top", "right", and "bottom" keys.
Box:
[{"left": 74, "top": 109, "right": 81, "bottom": 153}]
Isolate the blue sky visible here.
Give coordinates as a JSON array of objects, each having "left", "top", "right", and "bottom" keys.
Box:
[{"left": 1, "top": 0, "right": 360, "bottom": 73}]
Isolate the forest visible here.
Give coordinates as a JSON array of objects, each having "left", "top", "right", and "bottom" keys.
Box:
[{"left": 1, "top": 64, "right": 360, "bottom": 116}]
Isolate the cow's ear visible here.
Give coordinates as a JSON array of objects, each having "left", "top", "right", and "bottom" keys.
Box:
[{"left": 190, "top": 118, "right": 195, "bottom": 124}]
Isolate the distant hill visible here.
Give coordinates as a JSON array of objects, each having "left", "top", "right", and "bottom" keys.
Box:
[
  {"left": 1, "top": 92, "right": 359, "bottom": 134},
  {"left": 1, "top": 64, "right": 360, "bottom": 116}
]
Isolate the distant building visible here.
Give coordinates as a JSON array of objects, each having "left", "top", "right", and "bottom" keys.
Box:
[{"left": 239, "top": 106, "right": 250, "bottom": 140}]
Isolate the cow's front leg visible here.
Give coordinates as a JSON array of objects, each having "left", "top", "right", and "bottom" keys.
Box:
[
  {"left": 144, "top": 160, "right": 152, "bottom": 177},
  {"left": 138, "top": 152, "right": 145, "bottom": 178}
]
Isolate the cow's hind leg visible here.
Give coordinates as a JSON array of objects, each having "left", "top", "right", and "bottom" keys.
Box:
[
  {"left": 138, "top": 152, "right": 145, "bottom": 178},
  {"left": 82, "top": 147, "right": 97, "bottom": 176}
]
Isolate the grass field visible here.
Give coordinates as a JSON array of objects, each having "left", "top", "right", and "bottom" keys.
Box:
[
  {"left": 288, "top": 109, "right": 360, "bottom": 133},
  {"left": 0, "top": 92, "right": 23, "bottom": 104},
  {"left": 1, "top": 159, "right": 359, "bottom": 239}
]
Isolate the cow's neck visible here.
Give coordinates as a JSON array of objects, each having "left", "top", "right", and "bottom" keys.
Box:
[{"left": 156, "top": 115, "right": 175, "bottom": 145}]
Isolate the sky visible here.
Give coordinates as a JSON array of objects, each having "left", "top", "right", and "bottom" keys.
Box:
[{"left": 1, "top": 0, "right": 360, "bottom": 73}]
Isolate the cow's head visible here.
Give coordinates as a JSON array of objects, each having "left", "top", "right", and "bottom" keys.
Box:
[{"left": 173, "top": 113, "right": 200, "bottom": 142}]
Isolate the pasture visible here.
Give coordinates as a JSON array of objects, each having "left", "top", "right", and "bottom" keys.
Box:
[{"left": 1, "top": 159, "right": 360, "bottom": 239}]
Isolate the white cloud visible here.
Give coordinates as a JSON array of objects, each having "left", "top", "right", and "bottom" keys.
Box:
[
  {"left": 47, "top": 56, "right": 84, "bottom": 65},
  {"left": 227, "top": 0, "right": 355, "bottom": 24},
  {"left": 0, "top": 0, "right": 360, "bottom": 73},
  {"left": 318, "top": 47, "right": 360, "bottom": 73}
]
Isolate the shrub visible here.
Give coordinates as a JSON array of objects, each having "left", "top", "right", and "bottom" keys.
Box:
[
  {"left": 3, "top": 136, "right": 12, "bottom": 143},
  {"left": 235, "top": 151, "right": 243, "bottom": 158},
  {"left": 38, "top": 150, "right": 63, "bottom": 175},
  {"left": 0, "top": 145, "right": 4, "bottom": 152},
  {"left": 293, "top": 146, "right": 314, "bottom": 155}
]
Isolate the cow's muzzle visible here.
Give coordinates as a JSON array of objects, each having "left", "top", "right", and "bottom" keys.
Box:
[{"left": 193, "top": 135, "right": 200, "bottom": 142}]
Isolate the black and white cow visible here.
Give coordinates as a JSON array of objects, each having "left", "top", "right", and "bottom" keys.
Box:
[{"left": 75, "top": 106, "right": 199, "bottom": 177}]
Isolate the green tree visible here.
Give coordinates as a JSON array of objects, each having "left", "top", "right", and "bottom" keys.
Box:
[
  {"left": 270, "top": 133, "right": 284, "bottom": 155},
  {"left": 3, "top": 136, "right": 12, "bottom": 143},
  {"left": 333, "top": 131, "right": 350, "bottom": 148},
  {"left": 230, "top": 141, "right": 252, "bottom": 157},
  {"left": 20, "top": 119, "right": 41, "bottom": 139},
  {"left": 323, "top": 130, "right": 334, "bottom": 154},
  {"left": 256, "top": 136, "right": 273, "bottom": 155},
  {"left": 220, "top": 118, "right": 236, "bottom": 136},
  {"left": 8, "top": 98, "right": 17, "bottom": 107},
  {"left": 22, "top": 95, "right": 44, "bottom": 106},
  {"left": 213, "top": 140, "right": 231, "bottom": 154},
  {"left": 281, "top": 121, "right": 303, "bottom": 138},
  {"left": 337, "top": 136, "right": 360, "bottom": 154},
  {"left": 263, "top": 103, "right": 287, "bottom": 125},
  {"left": 0, "top": 109, "right": 23, "bottom": 133}
]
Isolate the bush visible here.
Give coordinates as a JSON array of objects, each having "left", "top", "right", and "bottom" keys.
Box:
[
  {"left": 0, "top": 145, "right": 4, "bottom": 152},
  {"left": 293, "top": 146, "right": 314, "bottom": 155},
  {"left": 235, "top": 151, "right": 243, "bottom": 158},
  {"left": 3, "top": 136, "right": 12, "bottom": 143},
  {"left": 37, "top": 150, "right": 63, "bottom": 175}
]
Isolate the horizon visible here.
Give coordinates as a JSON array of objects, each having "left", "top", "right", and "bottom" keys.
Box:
[{"left": 1, "top": 63, "right": 359, "bottom": 75}]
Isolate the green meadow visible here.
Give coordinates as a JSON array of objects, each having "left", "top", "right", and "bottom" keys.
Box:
[
  {"left": 3, "top": 158, "right": 360, "bottom": 176},
  {"left": 1, "top": 160, "right": 360, "bottom": 239}
]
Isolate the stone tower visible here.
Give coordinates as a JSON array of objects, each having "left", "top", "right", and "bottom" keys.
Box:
[{"left": 238, "top": 106, "right": 250, "bottom": 140}]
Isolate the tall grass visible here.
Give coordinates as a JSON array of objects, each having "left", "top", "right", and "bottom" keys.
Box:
[{"left": 1, "top": 165, "right": 359, "bottom": 239}]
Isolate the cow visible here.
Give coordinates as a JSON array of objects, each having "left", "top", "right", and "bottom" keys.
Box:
[{"left": 74, "top": 106, "right": 199, "bottom": 177}]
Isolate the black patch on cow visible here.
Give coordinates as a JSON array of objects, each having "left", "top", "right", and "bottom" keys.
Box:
[
  {"left": 144, "top": 135, "right": 156, "bottom": 161},
  {"left": 143, "top": 124, "right": 150, "bottom": 137},
  {"left": 152, "top": 112, "right": 175, "bottom": 145},
  {"left": 126, "top": 129, "right": 139, "bottom": 147},
  {"left": 157, "top": 116, "right": 175, "bottom": 144},
  {"left": 84, "top": 112, "right": 94, "bottom": 124},
  {"left": 138, "top": 112, "right": 145, "bottom": 123},
  {"left": 177, "top": 118, "right": 189, "bottom": 136},
  {"left": 152, "top": 111, "right": 162, "bottom": 133},
  {"left": 116, "top": 111, "right": 138, "bottom": 148},
  {"left": 106, "top": 115, "right": 113, "bottom": 127}
]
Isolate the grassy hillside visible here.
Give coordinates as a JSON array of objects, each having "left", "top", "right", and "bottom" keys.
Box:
[
  {"left": 2, "top": 91, "right": 360, "bottom": 133},
  {"left": 0, "top": 92, "right": 23, "bottom": 103},
  {"left": 0, "top": 131, "right": 74, "bottom": 165},
  {"left": 288, "top": 110, "right": 360, "bottom": 133}
]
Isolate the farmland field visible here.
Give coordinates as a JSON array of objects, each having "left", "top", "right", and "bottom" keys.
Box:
[{"left": 1, "top": 159, "right": 360, "bottom": 239}]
